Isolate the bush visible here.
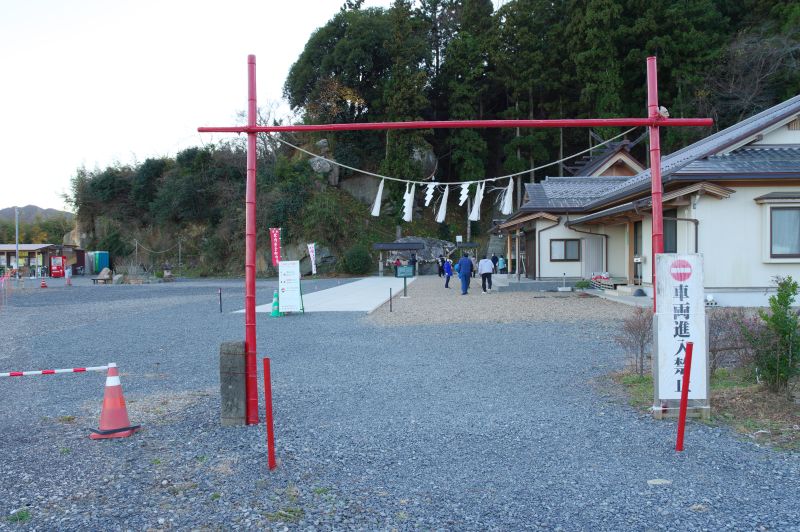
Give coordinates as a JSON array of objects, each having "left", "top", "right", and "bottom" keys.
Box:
[
  {"left": 743, "top": 276, "right": 800, "bottom": 394},
  {"left": 615, "top": 307, "right": 653, "bottom": 376},
  {"left": 342, "top": 244, "right": 372, "bottom": 274},
  {"left": 574, "top": 279, "right": 591, "bottom": 290},
  {"left": 708, "top": 307, "right": 753, "bottom": 375}
]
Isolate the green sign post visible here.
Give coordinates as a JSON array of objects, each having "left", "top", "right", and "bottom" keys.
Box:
[{"left": 395, "top": 265, "right": 414, "bottom": 297}]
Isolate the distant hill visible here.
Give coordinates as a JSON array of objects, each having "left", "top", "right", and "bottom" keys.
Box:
[{"left": 0, "top": 205, "right": 74, "bottom": 223}]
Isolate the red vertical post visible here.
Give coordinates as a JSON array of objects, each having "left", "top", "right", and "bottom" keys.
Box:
[
  {"left": 263, "top": 357, "right": 277, "bottom": 470},
  {"left": 245, "top": 55, "right": 259, "bottom": 424},
  {"left": 647, "top": 56, "right": 664, "bottom": 313},
  {"left": 675, "top": 341, "right": 694, "bottom": 452}
]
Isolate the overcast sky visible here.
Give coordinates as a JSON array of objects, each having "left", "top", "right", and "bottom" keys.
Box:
[{"left": 0, "top": 0, "right": 393, "bottom": 211}]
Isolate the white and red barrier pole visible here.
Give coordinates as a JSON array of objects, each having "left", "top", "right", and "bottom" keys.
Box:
[
  {"left": 675, "top": 341, "right": 694, "bottom": 452},
  {"left": 263, "top": 357, "right": 277, "bottom": 470},
  {"left": 1, "top": 365, "right": 109, "bottom": 377}
]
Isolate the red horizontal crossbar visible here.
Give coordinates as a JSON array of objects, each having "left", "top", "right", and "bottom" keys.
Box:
[{"left": 198, "top": 117, "right": 712, "bottom": 134}]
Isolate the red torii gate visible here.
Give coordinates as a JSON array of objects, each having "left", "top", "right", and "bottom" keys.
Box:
[{"left": 199, "top": 55, "right": 713, "bottom": 425}]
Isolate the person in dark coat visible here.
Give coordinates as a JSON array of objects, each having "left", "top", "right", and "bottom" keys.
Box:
[
  {"left": 443, "top": 258, "right": 453, "bottom": 288},
  {"left": 491, "top": 253, "right": 499, "bottom": 274},
  {"left": 437, "top": 255, "right": 445, "bottom": 277},
  {"left": 457, "top": 253, "right": 473, "bottom": 294}
]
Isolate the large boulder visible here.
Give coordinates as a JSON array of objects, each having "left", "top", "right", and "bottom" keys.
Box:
[
  {"left": 340, "top": 173, "right": 381, "bottom": 206},
  {"left": 384, "top": 236, "right": 456, "bottom": 275},
  {"left": 281, "top": 242, "right": 336, "bottom": 276}
]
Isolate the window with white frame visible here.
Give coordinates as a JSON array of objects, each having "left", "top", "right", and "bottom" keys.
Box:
[
  {"left": 771, "top": 207, "right": 800, "bottom": 258},
  {"left": 551, "top": 239, "right": 580, "bottom": 261}
]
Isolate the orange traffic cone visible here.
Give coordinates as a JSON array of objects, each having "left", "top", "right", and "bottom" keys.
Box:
[
  {"left": 40, "top": 278, "right": 47, "bottom": 288},
  {"left": 90, "top": 363, "right": 141, "bottom": 440}
]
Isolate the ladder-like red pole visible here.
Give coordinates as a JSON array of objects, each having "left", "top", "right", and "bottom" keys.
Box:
[
  {"left": 647, "top": 56, "right": 664, "bottom": 313},
  {"left": 244, "top": 55, "right": 259, "bottom": 425}
]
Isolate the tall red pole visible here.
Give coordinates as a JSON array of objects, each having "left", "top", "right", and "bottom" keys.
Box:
[
  {"left": 263, "top": 357, "right": 277, "bottom": 469},
  {"left": 245, "top": 55, "right": 259, "bottom": 425},
  {"left": 675, "top": 341, "right": 694, "bottom": 451},
  {"left": 647, "top": 56, "right": 664, "bottom": 313}
]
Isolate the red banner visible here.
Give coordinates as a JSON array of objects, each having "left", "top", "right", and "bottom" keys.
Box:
[{"left": 269, "top": 228, "right": 282, "bottom": 267}]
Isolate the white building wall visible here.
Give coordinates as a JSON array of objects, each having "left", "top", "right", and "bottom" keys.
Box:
[
  {"left": 694, "top": 186, "right": 800, "bottom": 289},
  {"left": 534, "top": 220, "right": 629, "bottom": 279},
  {"left": 535, "top": 219, "right": 583, "bottom": 278},
  {"left": 642, "top": 216, "right": 653, "bottom": 285},
  {"left": 604, "top": 224, "right": 628, "bottom": 278}
]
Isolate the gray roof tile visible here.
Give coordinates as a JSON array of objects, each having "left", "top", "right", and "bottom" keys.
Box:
[{"left": 518, "top": 94, "right": 800, "bottom": 215}]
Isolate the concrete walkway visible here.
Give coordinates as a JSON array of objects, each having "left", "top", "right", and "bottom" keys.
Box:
[{"left": 252, "top": 276, "right": 417, "bottom": 313}]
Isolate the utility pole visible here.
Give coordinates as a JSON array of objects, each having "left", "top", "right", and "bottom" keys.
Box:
[
  {"left": 178, "top": 238, "right": 182, "bottom": 278},
  {"left": 14, "top": 207, "right": 19, "bottom": 279}
]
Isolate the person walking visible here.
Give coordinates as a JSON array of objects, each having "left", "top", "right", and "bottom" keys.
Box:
[
  {"left": 437, "top": 254, "right": 445, "bottom": 277},
  {"left": 443, "top": 258, "right": 453, "bottom": 288},
  {"left": 498, "top": 255, "right": 507, "bottom": 274},
  {"left": 478, "top": 254, "right": 494, "bottom": 293},
  {"left": 457, "top": 253, "right": 473, "bottom": 295},
  {"left": 470, "top": 254, "right": 478, "bottom": 278},
  {"left": 491, "top": 253, "right": 499, "bottom": 274}
]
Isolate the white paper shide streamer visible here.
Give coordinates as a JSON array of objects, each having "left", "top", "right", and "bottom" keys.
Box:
[
  {"left": 402, "top": 183, "right": 415, "bottom": 222},
  {"left": 424, "top": 183, "right": 436, "bottom": 207},
  {"left": 500, "top": 177, "right": 514, "bottom": 215},
  {"left": 468, "top": 182, "right": 485, "bottom": 221},
  {"left": 435, "top": 185, "right": 450, "bottom": 223},
  {"left": 370, "top": 179, "right": 385, "bottom": 217},
  {"left": 459, "top": 183, "right": 470, "bottom": 206}
]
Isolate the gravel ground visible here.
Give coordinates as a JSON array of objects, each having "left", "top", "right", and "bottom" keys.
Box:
[
  {"left": 0, "top": 277, "right": 798, "bottom": 530},
  {"left": 367, "top": 275, "right": 632, "bottom": 325}
]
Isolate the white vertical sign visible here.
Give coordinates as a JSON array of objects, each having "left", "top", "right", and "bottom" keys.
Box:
[
  {"left": 655, "top": 254, "right": 707, "bottom": 400},
  {"left": 307, "top": 243, "right": 317, "bottom": 275},
  {"left": 278, "top": 260, "right": 302, "bottom": 313}
]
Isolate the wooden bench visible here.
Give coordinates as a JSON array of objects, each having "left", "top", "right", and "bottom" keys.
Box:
[{"left": 92, "top": 277, "right": 112, "bottom": 285}]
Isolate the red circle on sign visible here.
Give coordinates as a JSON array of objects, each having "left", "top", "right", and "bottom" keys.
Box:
[{"left": 670, "top": 259, "right": 692, "bottom": 282}]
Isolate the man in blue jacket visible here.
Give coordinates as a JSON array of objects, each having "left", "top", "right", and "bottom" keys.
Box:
[{"left": 456, "top": 252, "right": 473, "bottom": 295}]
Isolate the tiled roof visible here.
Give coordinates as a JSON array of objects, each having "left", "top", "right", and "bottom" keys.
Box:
[
  {"left": 519, "top": 94, "right": 800, "bottom": 214},
  {"left": 520, "top": 177, "right": 628, "bottom": 212},
  {"left": 674, "top": 146, "right": 800, "bottom": 176},
  {"left": 582, "top": 94, "right": 800, "bottom": 208}
]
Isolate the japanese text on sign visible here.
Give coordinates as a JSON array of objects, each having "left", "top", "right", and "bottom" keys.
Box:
[{"left": 655, "top": 254, "right": 707, "bottom": 401}]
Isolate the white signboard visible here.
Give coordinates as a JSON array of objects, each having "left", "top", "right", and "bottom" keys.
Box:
[
  {"left": 278, "top": 260, "right": 302, "bottom": 313},
  {"left": 307, "top": 243, "right": 317, "bottom": 275},
  {"left": 655, "top": 254, "right": 707, "bottom": 400}
]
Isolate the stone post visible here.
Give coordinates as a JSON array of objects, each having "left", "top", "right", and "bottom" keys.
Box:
[{"left": 219, "top": 341, "right": 246, "bottom": 426}]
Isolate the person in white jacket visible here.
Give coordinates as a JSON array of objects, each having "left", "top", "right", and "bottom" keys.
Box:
[{"left": 478, "top": 255, "right": 495, "bottom": 293}]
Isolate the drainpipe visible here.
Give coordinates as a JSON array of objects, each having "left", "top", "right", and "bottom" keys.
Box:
[
  {"left": 633, "top": 199, "right": 699, "bottom": 253},
  {"left": 537, "top": 219, "right": 561, "bottom": 280},
  {"left": 663, "top": 217, "right": 699, "bottom": 253},
  {"left": 566, "top": 215, "right": 609, "bottom": 274}
]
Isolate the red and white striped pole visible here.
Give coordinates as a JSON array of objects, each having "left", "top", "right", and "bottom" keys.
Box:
[{"left": 1, "top": 365, "right": 109, "bottom": 377}]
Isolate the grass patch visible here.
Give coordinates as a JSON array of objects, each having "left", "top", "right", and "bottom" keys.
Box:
[
  {"left": 312, "top": 487, "right": 331, "bottom": 495},
  {"left": 210, "top": 492, "right": 221, "bottom": 501},
  {"left": 57, "top": 415, "right": 76, "bottom": 424},
  {"left": 612, "top": 372, "right": 653, "bottom": 410},
  {"left": 7, "top": 509, "right": 31, "bottom": 524},
  {"left": 265, "top": 507, "right": 304, "bottom": 523},
  {"left": 611, "top": 368, "right": 799, "bottom": 451},
  {"left": 710, "top": 367, "right": 756, "bottom": 390}
]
